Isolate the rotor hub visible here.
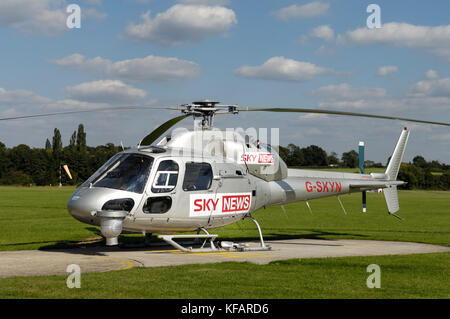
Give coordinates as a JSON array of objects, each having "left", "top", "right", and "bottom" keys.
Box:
[{"left": 180, "top": 100, "right": 239, "bottom": 129}]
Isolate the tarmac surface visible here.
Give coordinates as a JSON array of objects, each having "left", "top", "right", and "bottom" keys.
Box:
[{"left": 0, "top": 238, "right": 449, "bottom": 278}]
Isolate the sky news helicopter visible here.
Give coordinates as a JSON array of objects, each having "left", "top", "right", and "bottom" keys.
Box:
[{"left": 2, "top": 101, "right": 450, "bottom": 252}]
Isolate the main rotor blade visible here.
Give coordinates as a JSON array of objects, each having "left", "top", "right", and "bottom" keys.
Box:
[
  {"left": 0, "top": 106, "right": 171, "bottom": 121},
  {"left": 140, "top": 114, "right": 189, "bottom": 146},
  {"left": 240, "top": 107, "right": 450, "bottom": 127}
]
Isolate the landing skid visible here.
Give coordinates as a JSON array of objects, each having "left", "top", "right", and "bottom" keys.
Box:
[{"left": 157, "top": 216, "right": 271, "bottom": 253}]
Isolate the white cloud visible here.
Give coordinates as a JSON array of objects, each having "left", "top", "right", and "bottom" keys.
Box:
[
  {"left": 178, "top": 0, "right": 230, "bottom": 5},
  {"left": 310, "top": 25, "right": 334, "bottom": 41},
  {"left": 51, "top": 54, "right": 201, "bottom": 82},
  {"left": 0, "top": 0, "right": 106, "bottom": 36},
  {"left": 234, "top": 56, "right": 332, "bottom": 81},
  {"left": 411, "top": 77, "right": 450, "bottom": 98},
  {"left": 377, "top": 65, "right": 398, "bottom": 76},
  {"left": 274, "top": 2, "right": 329, "bottom": 21},
  {"left": 46, "top": 99, "right": 109, "bottom": 110},
  {"left": 312, "top": 83, "right": 387, "bottom": 100},
  {"left": 66, "top": 80, "right": 148, "bottom": 104},
  {"left": 0, "top": 0, "right": 67, "bottom": 36},
  {"left": 339, "top": 22, "right": 450, "bottom": 60},
  {"left": 0, "top": 87, "right": 52, "bottom": 105},
  {"left": 298, "top": 113, "right": 330, "bottom": 121},
  {"left": 123, "top": 4, "right": 237, "bottom": 46},
  {"left": 425, "top": 69, "right": 439, "bottom": 80},
  {"left": 309, "top": 81, "right": 450, "bottom": 115}
]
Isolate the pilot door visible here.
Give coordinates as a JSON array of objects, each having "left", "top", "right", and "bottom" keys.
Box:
[{"left": 142, "top": 159, "right": 180, "bottom": 216}]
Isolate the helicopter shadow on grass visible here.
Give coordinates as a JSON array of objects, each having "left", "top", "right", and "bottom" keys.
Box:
[
  {"left": 37, "top": 227, "right": 111, "bottom": 256},
  {"left": 35, "top": 226, "right": 370, "bottom": 255},
  {"left": 219, "top": 229, "right": 369, "bottom": 247}
]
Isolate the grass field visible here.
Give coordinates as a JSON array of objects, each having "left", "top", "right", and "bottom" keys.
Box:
[
  {"left": 0, "top": 253, "right": 448, "bottom": 298},
  {"left": 0, "top": 185, "right": 448, "bottom": 298}
]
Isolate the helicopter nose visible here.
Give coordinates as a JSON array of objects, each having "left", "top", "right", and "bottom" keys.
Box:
[
  {"left": 67, "top": 190, "right": 99, "bottom": 224},
  {"left": 67, "top": 187, "right": 139, "bottom": 225}
]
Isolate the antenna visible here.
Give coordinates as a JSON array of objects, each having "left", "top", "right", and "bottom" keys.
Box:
[{"left": 359, "top": 141, "right": 366, "bottom": 213}]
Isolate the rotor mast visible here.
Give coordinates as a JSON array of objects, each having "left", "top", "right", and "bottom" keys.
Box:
[{"left": 179, "top": 100, "right": 239, "bottom": 129}]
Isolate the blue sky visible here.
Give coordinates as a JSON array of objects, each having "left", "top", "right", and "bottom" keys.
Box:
[{"left": 0, "top": 0, "right": 449, "bottom": 164}]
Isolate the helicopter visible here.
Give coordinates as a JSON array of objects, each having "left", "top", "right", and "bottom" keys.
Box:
[{"left": 2, "top": 101, "right": 449, "bottom": 252}]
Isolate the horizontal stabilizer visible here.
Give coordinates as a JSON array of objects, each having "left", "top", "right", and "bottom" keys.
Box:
[{"left": 349, "top": 180, "right": 404, "bottom": 192}]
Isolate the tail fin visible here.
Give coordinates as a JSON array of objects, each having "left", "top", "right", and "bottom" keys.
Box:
[
  {"left": 383, "top": 128, "right": 410, "bottom": 218},
  {"left": 385, "top": 127, "right": 410, "bottom": 180}
]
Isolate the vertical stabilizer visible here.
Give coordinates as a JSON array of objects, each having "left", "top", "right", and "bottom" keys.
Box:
[{"left": 385, "top": 128, "right": 410, "bottom": 180}]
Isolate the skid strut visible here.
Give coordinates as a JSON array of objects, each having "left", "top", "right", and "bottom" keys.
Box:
[
  {"left": 158, "top": 234, "right": 218, "bottom": 253},
  {"left": 241, "top": 215, "right": 271, "bottom": 251},
  {"left": 158, "top": 217, "right": 271, "bottom": 253}
]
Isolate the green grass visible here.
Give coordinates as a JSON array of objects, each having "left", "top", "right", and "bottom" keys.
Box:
[
  {"left": 0, "top": 186, "right": 448, "bottom": 299},
  {"left": 0, "top": 186, "right": 94, "bottom": 251},
  {"left": 0, "top": 253, "right": 448, "bottom": 298}
]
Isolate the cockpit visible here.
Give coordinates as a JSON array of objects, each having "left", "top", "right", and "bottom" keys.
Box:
[{"left": 82, "top": 153, "right": 154, "bottom": 194}]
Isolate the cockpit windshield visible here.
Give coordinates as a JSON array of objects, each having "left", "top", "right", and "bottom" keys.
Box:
[{"left": 84, "top": 153, "right": 154, "bottom": 194}]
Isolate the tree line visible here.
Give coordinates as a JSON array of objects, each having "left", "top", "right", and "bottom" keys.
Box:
[
  {"left": 0, "top": 125, "right": 448, "bottom": 190},
  {"left": 278, "top": 144, "right": 450, "bottom": 190},
  {"left": 0, "top": 124, "right": 121, "bottom": 186}
]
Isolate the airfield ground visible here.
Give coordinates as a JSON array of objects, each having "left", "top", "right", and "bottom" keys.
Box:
[{"left": 0, "top": 186, "right": 448, "bottom": 298}]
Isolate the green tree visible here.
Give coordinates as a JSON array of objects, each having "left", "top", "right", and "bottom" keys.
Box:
[
  {"left": 0, "top": 142, "right": 11, "bottom": 179},
  {"left": 69, "top": 131, "right": 77, "bottom": 149},
  {"left": 287, "top": 143, "right": 304, "bottom": 166},
  {"left": 52, "top": 128, "right": 63, "bottom": 152},
  {"left": 302, "top": 145, "right": 328, "bottom": 166},
  {"left": 341, "top": 150, "right": 359, "bottom": 168},
  {"left": 45, "top": 139, "right": 52, "bottom": 152},
  {"left": 412, "top": 155, "right": 427, "bottom": 169},
  {"left": 327, "top": 152, "right": 340, "bottom": 166},
  {"left": 76, "top": 124, "right": 87, "bottom": 153},
  {"left": 398, "top": 163, "right": 425, "bottom": 189}
]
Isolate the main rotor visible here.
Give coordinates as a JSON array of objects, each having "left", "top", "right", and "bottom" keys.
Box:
[{"left": 176, "top": 100, "right": 239, "bottom": 129}]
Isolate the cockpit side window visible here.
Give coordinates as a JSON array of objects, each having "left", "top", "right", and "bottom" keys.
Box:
[
  {"left": 182, "top": 162, "right": 213, "bottom": 191},
  {"left": 151, "top": 160, "right": 179, "bottom": 193}
]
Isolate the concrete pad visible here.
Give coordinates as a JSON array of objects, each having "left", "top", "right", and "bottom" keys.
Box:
[{"left": 0, "top": 239, "right": 448, "bottom": 278}]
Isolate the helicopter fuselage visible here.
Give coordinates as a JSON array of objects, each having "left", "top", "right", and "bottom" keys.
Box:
[{"left": 67, "top": 128, "right": 407, "bottom": 236}]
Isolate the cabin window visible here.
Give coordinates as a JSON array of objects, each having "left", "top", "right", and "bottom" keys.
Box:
[
  {"left": 183, "top": 162, "right": 213, "bottom": 191},
  {"left": 143, "top": 196, "right": 172, "bottom": 214},
  {"left": 151, "top": 160, "right": 179, "bottom": 193}
]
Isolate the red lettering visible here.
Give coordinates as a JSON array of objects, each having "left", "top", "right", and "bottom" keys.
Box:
[
  {"left": 323, "top": 182, "right": 329, "bottom": 192},
  {"left": 194, "top": 199, "right": 202, "bottom": 212},
  {"left": 316, "top": 181, "right": 323, "bottom": 192},
  {"left": 258, "top": 154, "right": 274, "bottom": 164},
  {"left": 222, "top": 195, "right": 251, "bottom": 212},
  {"left": 306, "top": 181, "right": 313, "bottom": 192},
  {"left": 336, "top": 182, "right": 342, "bottom": 192}
]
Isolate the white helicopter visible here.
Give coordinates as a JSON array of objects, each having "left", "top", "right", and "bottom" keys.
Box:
[{"left": 2, "top": 101, "right": 449, "bottom": 252}]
